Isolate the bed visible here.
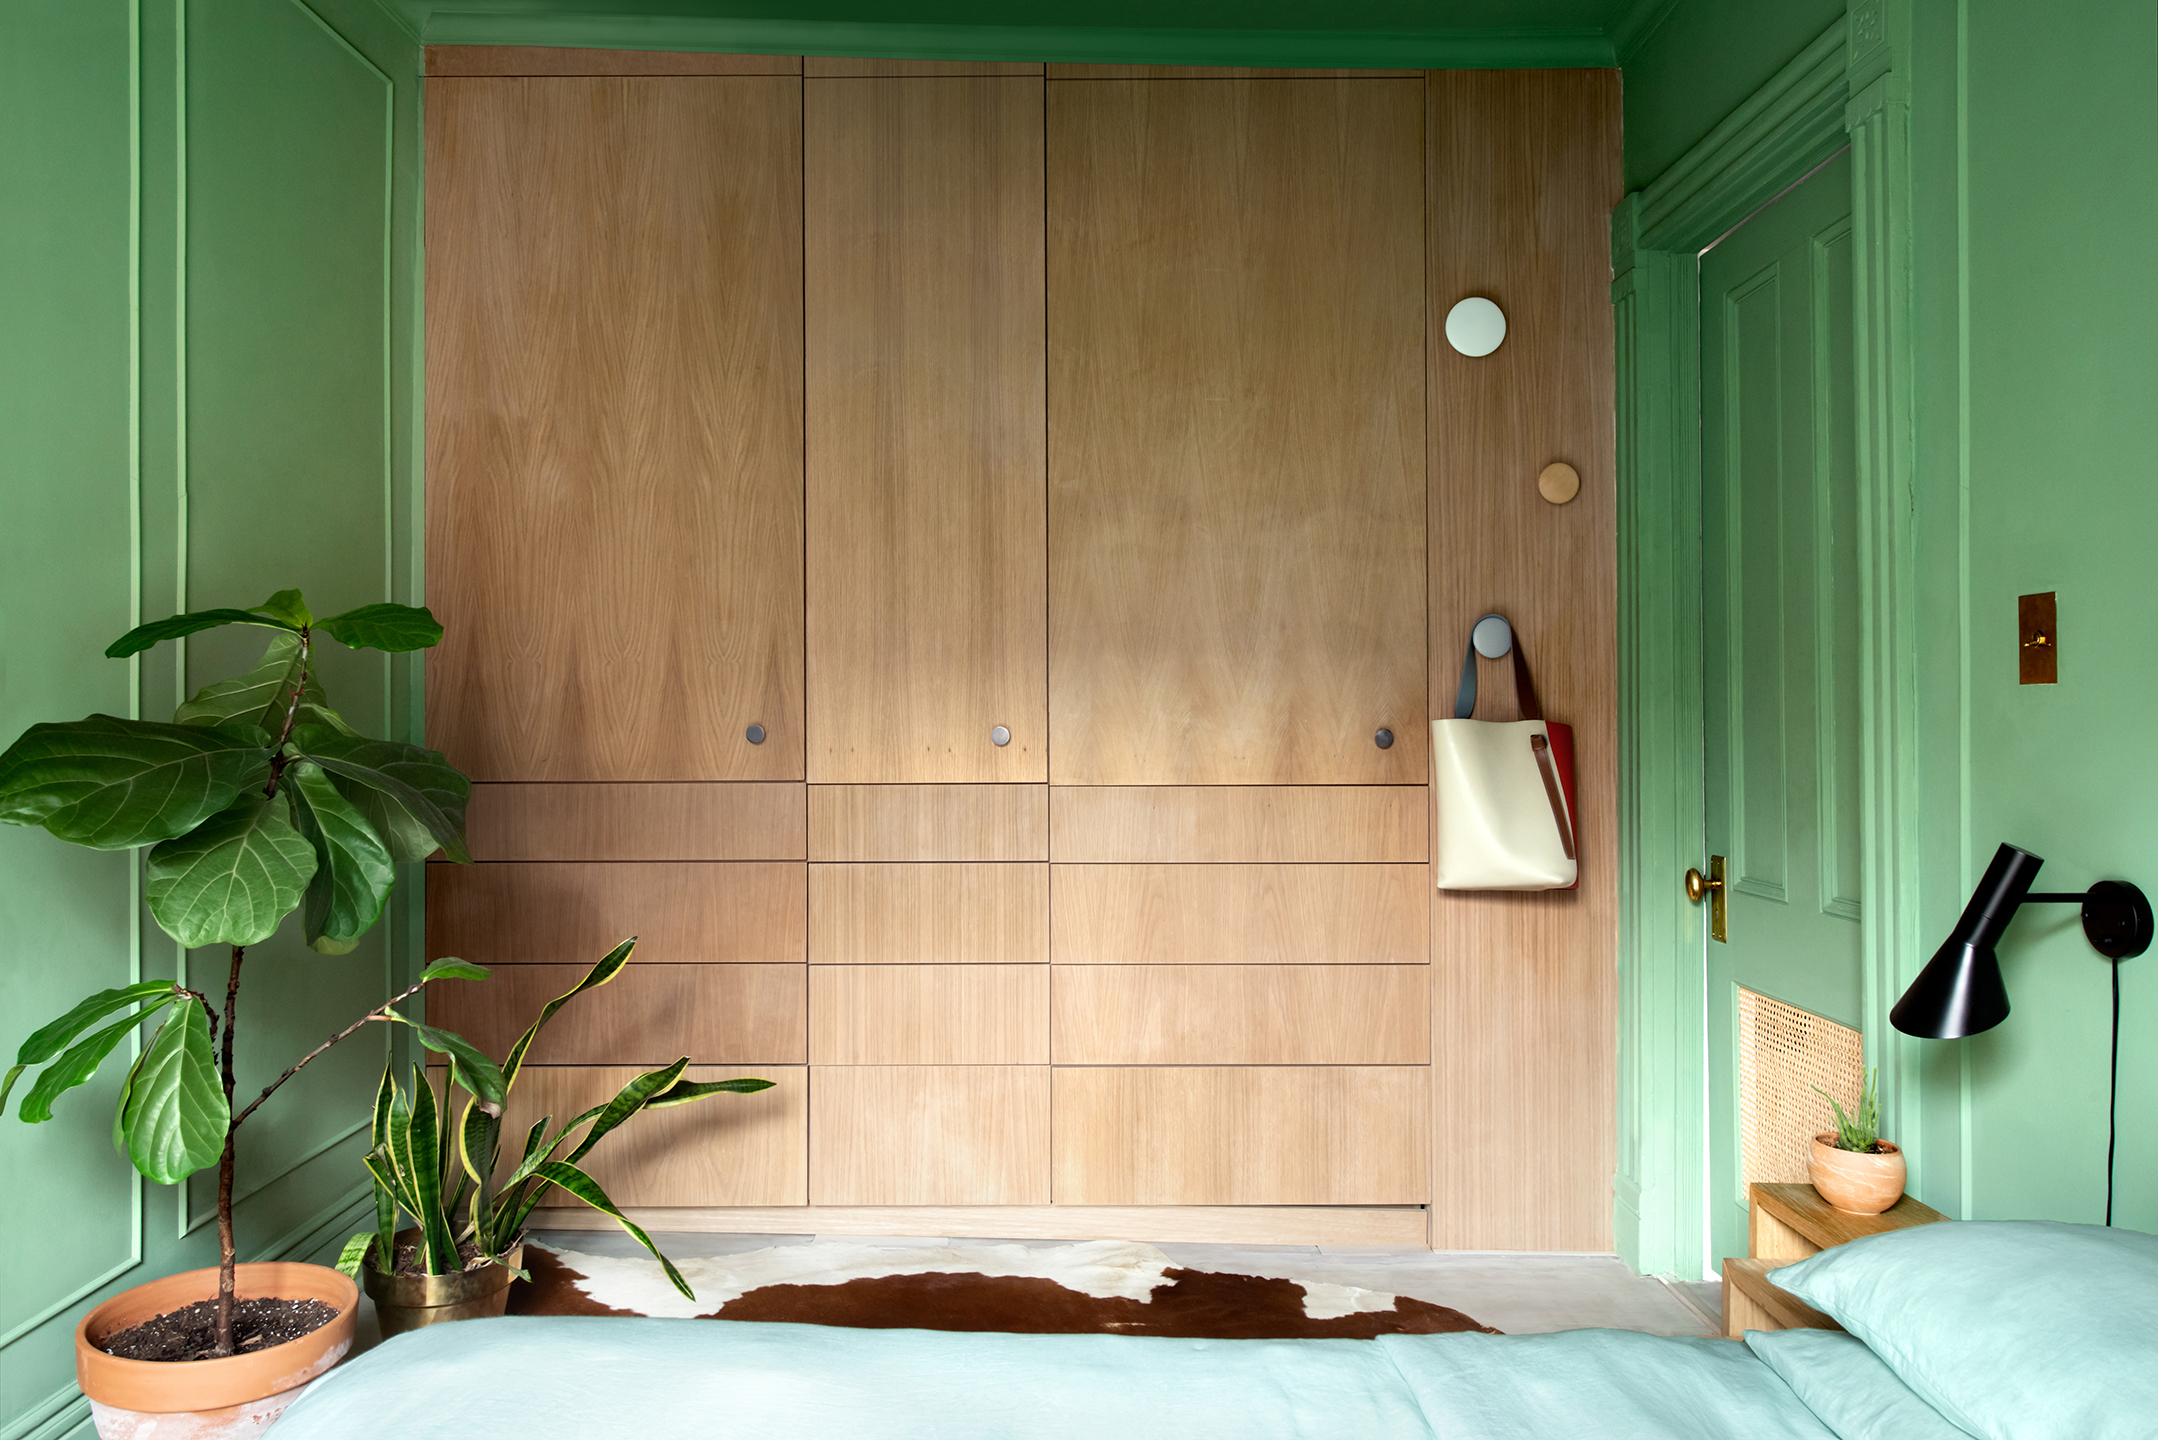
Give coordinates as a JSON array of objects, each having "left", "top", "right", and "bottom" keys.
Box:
[{"left": 268, "top": 1220, "right": 2157, "bottom": 1439}]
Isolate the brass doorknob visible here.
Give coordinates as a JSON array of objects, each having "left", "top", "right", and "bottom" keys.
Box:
[
  {"left": 1686, "top": 855, "right": 1729, "bottom": 943},
  {"left": 1685, "top": 867, "right": 1722, "bottom": 903}
]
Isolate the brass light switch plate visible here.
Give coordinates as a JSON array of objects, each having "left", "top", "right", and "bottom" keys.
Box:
[{"left": 2019, "top": 592, "right": 2057, "bottom": 685}]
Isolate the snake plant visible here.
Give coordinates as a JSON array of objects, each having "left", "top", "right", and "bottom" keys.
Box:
[{"left": 347, "top": 938, "right": 773, "bottom": 1300}]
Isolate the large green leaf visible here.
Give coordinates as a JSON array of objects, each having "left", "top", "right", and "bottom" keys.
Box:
[
  {"left": 563, "top": 1058, "right": 688, "bottom": 1166},
  {"left": 288, "top": 762, "right": 395, "bottom": 953},
  {"left": 502, "top": 938, "right": 636, "bottom": 1087},
  {"left": 105, "top": 608, "right": 298, "bottom": 658},
  {"left": 143, "top": 793, "right": 318, "bottom": 947},
  {"left": 387, "top": 1016, "right": 505, "bottom": 1112},
  {"left": 402, "top": 1067, "right": 460, "bottom": 1273},
  {"left": 172, "top": 632, "right": 349, "bottom": 738},
  {"left": 249, "top": 589, "right": 314, "bottom": 629},
  {"left": 0, "top": 716, "right": 272, "bottom": 850},
  {"left": 647, "top": 1075, "right": 776, "bottom": 1109},
  {"left": 15, "top": 999, "right": 183, "bottom": 1122},
  {"left": 2, "top": 982, "right": 182, "bottom": 1111},
  {"left": 420, "top": 957, "right": 489, "bottom": 983},
  {"left": 528, "top": 1160, "right": 694, "bottom": 1300},
  {"left": 315, "top": 603, "right": 444, "bottom": 654},
  {"left": 291, "top": 727, "right": 471, "bottom": 864},
  {"left": 120, "top": 1005, "right": 228, "bottom": 1185}
]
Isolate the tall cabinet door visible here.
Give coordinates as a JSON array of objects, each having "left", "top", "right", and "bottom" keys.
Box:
[
  {"left": 425, "top": 76, "right": 804, "bottom": 781},
  {"left": 804, "top": 76, "right": 1047, "bottom": 782},
  {"left": 1045, "top": 79, "right": 1427, "bottom": 785}
]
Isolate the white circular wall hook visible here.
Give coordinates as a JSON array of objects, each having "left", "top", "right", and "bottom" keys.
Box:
[
  {"left": 1471, "top": 613, "right": 1514, "bottom": 659},
  {"left": 1445, "top": 296, "right": 1507, "bottom": 357}
]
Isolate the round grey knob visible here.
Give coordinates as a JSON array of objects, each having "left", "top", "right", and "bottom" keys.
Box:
[
  {"left": 990, "top": 726, "right": 1011, "bottom": 747},
  {"left": 1375, "top": 728, "right": 1395, "bottom": 750},
  {"left": 745, "top": 724, "right": 766, "bottom": 745}
]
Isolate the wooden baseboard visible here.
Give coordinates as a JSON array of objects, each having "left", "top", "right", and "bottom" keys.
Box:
[{"left": 533, "top": 1204, "right": 1432, "bottom": 1248}]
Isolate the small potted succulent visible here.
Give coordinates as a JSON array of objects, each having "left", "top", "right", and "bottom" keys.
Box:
[
  {"left": 0, "top": 592, "right": 488, "bottom": 1439},
  {"left": 340, "top": 938, "right": 774, "bottom": 1333},
  {"left": 1808, "top": 1067, "right": 1906, "bottom": 1214}
]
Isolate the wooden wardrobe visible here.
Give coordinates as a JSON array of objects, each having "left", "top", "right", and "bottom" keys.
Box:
[{"left": 422, "top": 47, "right": 1621, "bottom": 1251}]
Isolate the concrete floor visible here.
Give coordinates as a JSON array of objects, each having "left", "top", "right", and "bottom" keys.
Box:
[{"left": 514, "top": 1230, "right": 1725, "bottom": 1339}]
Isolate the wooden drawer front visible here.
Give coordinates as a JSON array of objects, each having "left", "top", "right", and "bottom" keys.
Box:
[
  {"left": 811, "top": 863, "right": 1047, "bottom": 966},
  {"left": 428, "top": 862, "right": 805, "bottom": 967},
  {"left": 812, "top": 966, "right": 1047, "bottom": 1065},
  {"left": 463, "top": 783, "right": 806, "bottom": 860},
  {"left": 1049, "top": 787, "right": 1427, "bottom": 863},
  {"left": 810, "top": 1065, "right": 1050, "bottom": 1204},
  {"left": 1050, "top": 864, "right": 1426, "bottom": 965},
  {"left": 1052, "top": 1067, "right": 1428, "bottom": 1205},
  {"left": 498, "top": 1065, "right": 806, "bottom": 1207},
  {"left": 1052, "top": 966, "right": 1426, "bottom": 1065},
  {"left": 428, "top": 963, "right": 805, "bottom": 1065},
  {"left": 810, "top": 784, "right": 1047, "bottom": 860}
]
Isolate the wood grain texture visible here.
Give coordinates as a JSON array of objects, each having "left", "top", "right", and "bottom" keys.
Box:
[
  {"left": 426, "top": 47, "right": 802, "bottom": 76},
  {"left": 425, "top": 77, "right": 804, "bottom": 780},
  {"left": 810, "top": 863, "right": 1047, "bottom": 965},
  {"left": 1425, "top": 69, "right": 1624, "bottom": 1252},
  {"left": 428, "top": 963, "right": 806, "bottom": 1064},
  {"left": 1748, "top": 1182, "right": 1946, "bottom": 1258},
  {"left": 461, "top": 783, "right": 805, "bottom": 860},
  {"left": 1722, "top": 1259, "right": 1843, "bottom": 1337},
  {"left": 810, "top": 1065, "right": 1050, "bottom": 1204},
  {"left": 1046, "top": 66, "right": 1422, "bottom": 79},
  {"left": 428, "top": 862, "right": 805, "bottom": 966},
  {"left": 809, "top": 785, "right": 1047, "bottom": 861},
  {"left": 482, "top": 1065, "right": 807, "bottom": 1207},
  {"left": 806, "top": 57, "right": 1042, "bottom": 77},
  {"left": 1053, "top": 1067, "right": 1428, "bottom": 1205},
  {"left": 805, "top": 77, "right": 1047, "bottom": 782},
  {"left": 1051, "top": 966, "right": 1427, "bottom": 1065},
  {"left": 1050, "top": 864, "right": 1427, "bottom": 964},
  {"left": 1046, "top": 78, "right": 1427, "bottom": 784},
  {"left": 538, "top": 1205, "right": 1431, "bottom": 1247},
  {"left": 1049, "top": 787, "right": 1427, "bottom": 863},
  {"left": 811, "top": 966, "right": 1048, "bottom": 1064}
]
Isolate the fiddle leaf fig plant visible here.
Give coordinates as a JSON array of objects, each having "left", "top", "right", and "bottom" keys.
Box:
[{"left": 0, "top": 590, "right": 482, "bottom": 1358}]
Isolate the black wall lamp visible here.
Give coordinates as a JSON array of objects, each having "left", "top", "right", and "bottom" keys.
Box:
[{"left": 1891, "top": 841, "right": 2150, "bottom": 1224}]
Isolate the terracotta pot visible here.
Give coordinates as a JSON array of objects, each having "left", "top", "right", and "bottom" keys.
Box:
[
  {"left": 361, "top": 1229, "right": 525, "bottom": 1337},
  {"left": 74, "top": 1261, "right": 357, "bottom": 1440},
  {"left": 1809, "top": 1133, "right": 1907, "bottom": 1215}
]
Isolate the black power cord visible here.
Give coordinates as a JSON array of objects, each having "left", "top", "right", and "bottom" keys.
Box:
[{"left": 2107, "top": 957, "right": 2120, "bottom": 1227}]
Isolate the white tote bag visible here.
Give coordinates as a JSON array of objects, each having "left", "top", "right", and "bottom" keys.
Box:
[{"left": 1431, "top": 617, "right": 1578, "bottom": 891}]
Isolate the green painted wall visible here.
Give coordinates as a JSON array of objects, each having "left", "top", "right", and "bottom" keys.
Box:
[
  {"left": 1618, "top": 0, "right": 1848, "bottom": 191},
  {"left": 0, "top": 1, "right": 422, "bottom": 1434}
]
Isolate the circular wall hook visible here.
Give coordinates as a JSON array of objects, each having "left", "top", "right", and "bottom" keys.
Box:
[
  {"left": 1471, "top": 614, "right": 1514, "bottom": 659},
  {"left": 1445, "top": 296, "right": 1507, "bottom": 357}
]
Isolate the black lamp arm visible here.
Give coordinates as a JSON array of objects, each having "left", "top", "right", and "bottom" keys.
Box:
[
  {"left": 2022, "top": 892, "right": 2096, "bottom": 904},
  {"left": 2015, "top": 880, "right": 2154, "bottom": 961}
]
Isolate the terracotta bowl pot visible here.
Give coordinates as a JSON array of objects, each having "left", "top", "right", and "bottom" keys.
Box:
[
  {"left": 74, "top": 1262, "right": 357, "bottom": 1440},
  {"left": 1808, "top": 1134, "right": 1907, "bottom": 1215}
]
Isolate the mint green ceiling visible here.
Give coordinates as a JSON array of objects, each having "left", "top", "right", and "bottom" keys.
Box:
[{"left": 386, "top": 0, "right": 1680, "bottom": 67}]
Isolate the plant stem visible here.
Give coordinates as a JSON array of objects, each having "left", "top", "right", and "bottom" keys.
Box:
[
  {"left": 214, "top": 944, "right": 245, "bottom": 1358},
  {"left": 229, "top": 972, "right": 432, "bottom": 1133}
]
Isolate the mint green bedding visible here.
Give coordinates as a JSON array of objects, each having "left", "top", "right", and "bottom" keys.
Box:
[{"left": 266, "top": 1316, "right": 1956, "bottom": 1439}]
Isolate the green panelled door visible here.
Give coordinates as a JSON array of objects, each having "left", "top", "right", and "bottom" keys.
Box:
[{"left": 1699, "top": 150, "right": 1863, "bottom": 1271}]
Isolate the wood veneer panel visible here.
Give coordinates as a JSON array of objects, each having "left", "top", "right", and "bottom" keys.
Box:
[
  {"left": 425, "top": 77, "right": 804, "bottom": 781},
  {"left": 1052, "top": 1067, "right": 1428, "bottom": 1205},
  {"left": 805, "top": 77, "right": 1047, "bottom": 782},
  {"left": 428, "top": 963, "right": 805, "bottom": 1064},
  {"left": 1045, "top": 78, "right": 1427, "bottom": 784},
  {"left": 1046, "top": 66, "right": 1422, "bottom": 79},
  {"left": 806, "top": 57, "right": 1043, "bottom": 76},
  {"left": 811, "top": 863, "right": 1047, "bottom": 965},
  {"left": 541, "top": 1204, "right": 1429, "bottom": 1247},
  {"left": 428, "top": 861, "right": 805, "bottom": 965},
  {"left": 1051, "top": 966, "right": 1427, "bottom": 1065},
  {"left": 1425, "top": 69, "right": 1623, "bottom": 1252},
  {"left": 811, "top": 966, "right": 1048, "bottom": 1064},
  {"left": 1049, "top": 787, "right": 1426, "bottom": 863},
  {"left": 810, "top": 1066, "right": 1051, "bottom": 1204},
  {"left": 481, "top": 1066, "right": 806, "bottom": 1207},
  {"left": 1050, "top": 864, "right": 1426, "bottom": 965},
  {"left": 809, "top": 784, "right": 1047, "bottom": 861},
  {"left": 462, "top": 783, "right": 805, "bottom": 860},
  {"left": 426, "top": 47, "right": 801, "bottom": 76}
]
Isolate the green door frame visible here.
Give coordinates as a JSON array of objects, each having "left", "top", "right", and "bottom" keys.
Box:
[{"left": 1612, "top": 3, "right": 1926, "bottom": 1278}]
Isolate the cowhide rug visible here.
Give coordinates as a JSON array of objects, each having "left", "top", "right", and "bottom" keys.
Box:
[{"left": 508, "top": 1239, "right": 1500, "bottom": 1340}]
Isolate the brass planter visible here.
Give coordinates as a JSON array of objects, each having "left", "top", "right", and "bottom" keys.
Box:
[{"left": 362, "top": 1231, "right": 526, "bottom": 1337}]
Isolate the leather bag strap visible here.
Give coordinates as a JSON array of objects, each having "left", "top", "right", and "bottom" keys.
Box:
[{"left": 1453, "top": 618, "right": 1544, "bottom": 722}]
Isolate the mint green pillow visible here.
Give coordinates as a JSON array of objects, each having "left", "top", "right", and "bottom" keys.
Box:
[{"left": 1771, "top": 1220, "right": 2158, "bottom": 1440}]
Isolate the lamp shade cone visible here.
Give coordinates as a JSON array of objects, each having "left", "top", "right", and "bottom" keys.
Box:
[{"left": 1890, "top": 841, "right": 2040, "bottom": 1039}]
